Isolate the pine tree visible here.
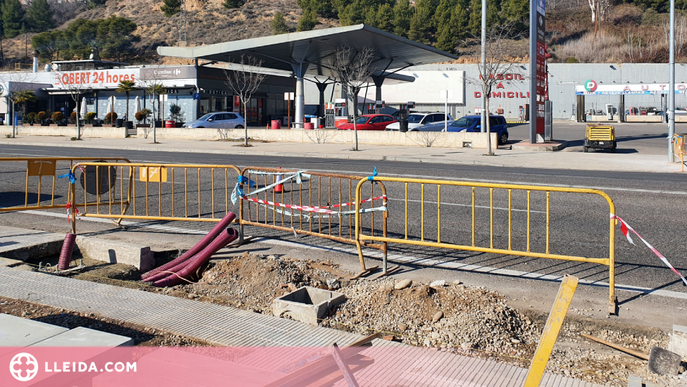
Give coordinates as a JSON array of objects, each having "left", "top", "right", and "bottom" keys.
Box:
[
  {"left": 271, "top": 11, "right": 289, "bottom": 34},
  {"left": 223, "top": 0, "right": 245, "bottom": 9},
  {"left": 297, "top": 8, "right": 317, "bottom": 31},
  {"left": 392, "top": 0, "right": 412, "bottom": 38},
  {"left": 338, "top": 0, "right": 365, "bottom": 26},
  {"left": 375, "top": 3, "right": 394, "bottom": 33},
  {"left": 2, "top": 0, "right": 24, "bottom": 39},
  {"left": 467, "top": 0, "right": 481, "bottom": 35},
  {"left": 160, "top": 0, "right": 180, "bottom": 17},
  {"left": 26, "top": 0, "right": 54, "bottom": 32},
  {"left": 408, "top": 0, "right": 434, "bottom": 43},
  {"left": 436, "top": 5, "right": 467, "bottom": 53}
]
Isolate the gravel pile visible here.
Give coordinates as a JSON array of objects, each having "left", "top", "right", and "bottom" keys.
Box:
[{"left": 322, "top": 278, "right": 540, "bottom": 360}]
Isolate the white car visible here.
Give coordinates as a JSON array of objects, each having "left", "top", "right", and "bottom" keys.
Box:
[
  {"left": 183, "top": 112, "right": 245, "bottom": 129},
  {"left": 385, "top": 112, "right": 453, "bottom": 131}
]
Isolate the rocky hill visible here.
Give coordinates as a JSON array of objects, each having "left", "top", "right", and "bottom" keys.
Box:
[{"left": 1, "top": 0, "right": 683, "bottom": 67}]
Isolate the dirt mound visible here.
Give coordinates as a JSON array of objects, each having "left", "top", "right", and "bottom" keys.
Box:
[
  {"left": 182, "top": 252, "right": 350, "bottom": 313},
  {"left": 323, "top": 279, "right": 540, "bottom": 360}
]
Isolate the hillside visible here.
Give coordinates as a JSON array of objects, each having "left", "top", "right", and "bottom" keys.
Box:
[{"left": 1, "top": 0, "right": 684, "bottom": 67}]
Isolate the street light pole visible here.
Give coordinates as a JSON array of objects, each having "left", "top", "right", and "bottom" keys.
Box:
[
  {"left": 480, "top": 0, "right": 487, "bottom": 133},
  {"left": 669, "top": 0, "right": 676, "bottom": 162}
]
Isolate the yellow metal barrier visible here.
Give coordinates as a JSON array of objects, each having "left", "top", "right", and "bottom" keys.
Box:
[
  {"left": 354, "top": 177, "right": 617, "bottom": 314},
  {"left": 0, "top": 157, "right": 131, "bottom": 214},
  {"left": 69, "top": 162, "right": 242, "bottom": 234},
  {"left": 240, "top": 167, "right": 388, "bottom": 269}
]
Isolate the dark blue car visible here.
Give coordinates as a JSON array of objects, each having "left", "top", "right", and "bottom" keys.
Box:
[{"left": 447, "top": 115, "right": 509, "bottom": 145}]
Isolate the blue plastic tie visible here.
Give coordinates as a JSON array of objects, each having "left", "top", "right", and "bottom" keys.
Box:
[
  {"left": 367, "top": 166, "right": 378, "bottom": 181},
  {"left": 58, "top": 172, "right": 76, "bottom": 184},
  {"left": 238, "top": 175, "right": 257, "bottom": 188}
]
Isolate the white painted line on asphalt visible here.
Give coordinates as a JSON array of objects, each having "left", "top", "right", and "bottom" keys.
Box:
[
  {"left": 386, "top": 198, "right": 545, "bottom": 214},
  {"left": 23, "top": 209, "right": 687, "bottom": 301},
  {"left": 312, "top": 168, "right": 687, "bottom": 196}
]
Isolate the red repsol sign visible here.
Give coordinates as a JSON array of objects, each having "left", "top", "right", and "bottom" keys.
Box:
[
  {"left": 54, "top": 70, "right": 138, "bottom": 87},
  {"left": 474, "top": 91, "right": 530, "bottom": 98}
]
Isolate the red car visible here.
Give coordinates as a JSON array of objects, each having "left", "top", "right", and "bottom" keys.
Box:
[{"left": 337, "top": 114, "right": 397, "bottom": 130}]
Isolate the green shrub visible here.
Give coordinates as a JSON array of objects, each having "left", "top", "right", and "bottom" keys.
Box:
[
  {"left": 26, "top": 112, "right": 37, "bottom": 124},
  {"left": 566, "top": 57, "right": 579, "bottom": 63},
  {"left": 85, "top": 112, "right": 97, "bottom": 124},
  {"left": 135, "top": 108, "right": 151, "bottom": 122}
]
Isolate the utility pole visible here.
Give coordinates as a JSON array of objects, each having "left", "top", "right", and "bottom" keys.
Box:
[{"left": 669, "top": 0, "right": 676, "bottom": 162}]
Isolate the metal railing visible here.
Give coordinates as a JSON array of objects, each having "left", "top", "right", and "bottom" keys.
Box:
[
  {"left": 0, "top": 157, "right": 131, "bottom": 214},
  {"left": 68, "top": 162, "right": 242, "bottom": 233},
  {"left": 239, "top": 167, "right": 387, "bottom": 270},
  {"left": 355, "top": 176, "right": 618, "bottom": 314}
]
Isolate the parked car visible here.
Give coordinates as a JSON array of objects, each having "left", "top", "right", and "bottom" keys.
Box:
[
  {"left": 337, "top": 114, "right": 396, "bottom": 130},
  {"left": 385, "top": 112, "right": 453, "bottom": 131},
  {"left": 447, "top": 115, "right": 510, "bottom": 145},
  {"left": 182, "top": 112, "right": 245, "bottom": 129}
]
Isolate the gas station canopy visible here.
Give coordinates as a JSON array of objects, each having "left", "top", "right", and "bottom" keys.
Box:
[
  {"left": 158, "top": 24, "right": 459, "bottom": 126},
  {"left": 157, "top": 24, "right": 458, "bottom": 78}
]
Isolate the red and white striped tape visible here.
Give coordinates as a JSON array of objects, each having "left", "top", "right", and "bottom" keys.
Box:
[
  {"left": 242, "top": 195, "right": 387, "bottom": 215},
  {"left": 612, "top": 214, "right": 687, "bottom": 286}
]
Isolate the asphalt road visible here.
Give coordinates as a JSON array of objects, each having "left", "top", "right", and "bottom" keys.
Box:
[{"left": 1, "top": 144, "right": 686, "bottom": 299}]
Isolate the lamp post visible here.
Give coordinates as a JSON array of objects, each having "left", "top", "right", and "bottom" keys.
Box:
[{"left": 669, "top": 0, "right": 676, "bottom": 162}]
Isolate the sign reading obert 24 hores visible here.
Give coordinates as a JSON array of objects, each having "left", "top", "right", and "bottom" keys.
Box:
[{"left": 53, "top": 68, "right": 140, "bottom": 89}]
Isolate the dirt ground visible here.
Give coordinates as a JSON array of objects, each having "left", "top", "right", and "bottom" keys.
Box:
[{"left": 10, "top": 252, "right": 687, "bottom": 386}]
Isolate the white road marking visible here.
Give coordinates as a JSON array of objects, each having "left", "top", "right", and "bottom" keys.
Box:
[{"left": 23, "top": 209, "right": 687, "bottom": 300}]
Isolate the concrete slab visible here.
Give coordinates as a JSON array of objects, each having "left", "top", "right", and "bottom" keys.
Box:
[
  {"left": 670, "top": 325, "right": 687, "bottom": 359},
  {"left": 0, "top": 226, "right": 65, "bottom": 261},
  {"left": 76, "top": 236, "right": 154, "bottom": 271},
  {"left": 511, "top": 140, "right": 567, "bottom": 152},
  {"left": 32, "top": 327, "right": 133, "bottom": 347},
  {"left": 0, "top": 257, "right": 23, "bottom": 267},
  {"left": 0, "top": 313, "right": 68, "bottom": 356}
]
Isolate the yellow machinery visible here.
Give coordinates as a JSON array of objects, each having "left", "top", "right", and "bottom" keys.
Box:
[{"left": 584, "top": 124, "right": 616, "bottom": 152}]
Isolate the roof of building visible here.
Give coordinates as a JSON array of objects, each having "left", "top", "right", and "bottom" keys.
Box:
[{"left": 157, "top": 24, "right": 459, "bottom": 80}]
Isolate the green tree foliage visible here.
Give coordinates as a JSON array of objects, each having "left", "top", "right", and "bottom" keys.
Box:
[
  {"left": 338, "top": 0, "right": 365, "bottom": 26},
  {"left": 297, "top": 8, "right": 318, "bottom": 31},
  {"left": 271, "top": 11, "right": 289, "bottom": 34},
  {"left": 436, "top": 5, "right": 468, "bottom": 52},
  {"left": 408, "top": 0, "right": 435, "bottom": 43},
  {"left": 392, "top": 0, "right": 412, "bottom": 38},
  {"left": 223, "top": 0, "right": 245, "bottom": 9},
  {"left": 298, "top": 0, "right": 335, "bottom": 17},
  {"left": 2, "top": 0, "right": 24, "bottom": 39},
  {"left": 97, "top": 16, "right": 140, "bottom": 61},
  {"left": 32, "top": 30, "right": 65, "bottom": 60},
  {"left": 161, "top": 0, "right": 180, "bottom": 17},
  {"left": 373, "top": 3, "right": 394, "bottom": 32},
  {"left": 26, "top": 0, "right": 54, "bottom": 32},
  {"left": 500, "top": 0, "right": 528, "bottom": 30},
  {"left": 33, "top": 17, "right": 139, "bottom": 62}
]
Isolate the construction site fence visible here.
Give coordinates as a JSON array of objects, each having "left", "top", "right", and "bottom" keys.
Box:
[
  {"left": 673, "top": 134, "right": 686, "bottom": 171},
  {"left": 354, "top": 176, "right": 618, "bottom": 314},
  {"left": 66, "top": 162, "right": 243, "bottom": 233},
  {"left": 238, "top": 167, "right": 388, "bottom": 268},
  {"left": 0, "top": 157, "right": 131, "bottom": 214}
]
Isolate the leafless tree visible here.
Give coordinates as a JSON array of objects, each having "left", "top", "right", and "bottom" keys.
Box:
[
  {"left": 223, "top": 55, "right": 268, "bottom": 147},
  {"left": 470, "top": 24, "right": 519, "bottom": 156},
  {"left": 54, "top": 70, "right": 95, "bottom": 140},
  {"left": 329, "top": 46, "right": 376, "bottom": 151}
]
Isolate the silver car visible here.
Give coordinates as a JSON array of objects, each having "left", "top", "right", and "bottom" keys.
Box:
[
  {"left": 385, "top": 112, "right": 453, "bottom": 131},
  {"left": 183, "top": 112, "right": 245, "bottom": 129}
]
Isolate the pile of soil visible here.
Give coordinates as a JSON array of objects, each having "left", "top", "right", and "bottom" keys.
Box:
[{"left": 322, "top": 279, "right": 540, "bottom": 361}]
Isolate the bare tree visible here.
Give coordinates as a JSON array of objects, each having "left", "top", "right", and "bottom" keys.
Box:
[
  {"left": 470, "top": 24, "right": 519, "bottom": 156},
  {"left": 223, "top": 55, "right": 268, "bottom": 147},
  {"left": 329, "top": 46, "right": 376, "bottom": 151},
  {"left": 53, "top": 70, "right": 94, "bottom": 140}
]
